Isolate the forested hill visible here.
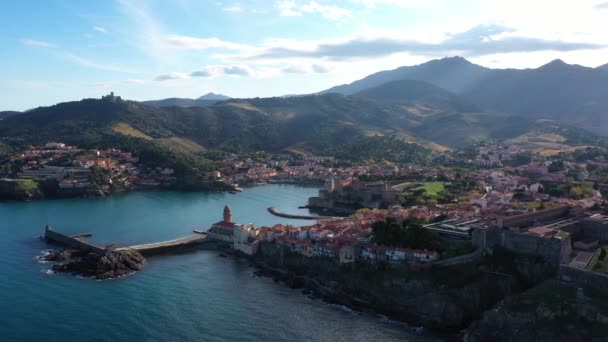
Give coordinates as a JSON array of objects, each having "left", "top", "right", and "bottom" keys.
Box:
[
  {"left": 0, "top": 95, "right": 433, "bottom": 164},
  {"left": 0, "top": 111, "right": 21, "bottom": 120},
  {"left": 1, "top": 91, "right": 604, "bottom": 168}
]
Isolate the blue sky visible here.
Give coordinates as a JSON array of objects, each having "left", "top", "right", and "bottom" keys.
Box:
[{"left": 1, "top": 0, "right": 607, "bottom": 110}]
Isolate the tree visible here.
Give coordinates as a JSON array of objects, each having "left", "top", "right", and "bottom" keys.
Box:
[
  {"left": 569, "top": 187, "right": 584, "bottom": 199},
  {"left": 371, "top": 218, "right": 440, "bottom": 251}
]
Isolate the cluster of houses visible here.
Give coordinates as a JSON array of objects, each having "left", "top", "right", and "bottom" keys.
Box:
[
  {"left": 212, "top": 154, "right": 441, "bottom": 186},
  {"left": 9, "top": 143, "right": 176, "bottom": 190},
  {"left": 206, "top": 205, "right": 440, "bottom": 265}
]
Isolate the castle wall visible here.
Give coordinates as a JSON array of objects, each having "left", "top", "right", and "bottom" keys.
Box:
[
  {"left": 559, "top": 265, "right": 608, "bottom": 290},
  {"left": 475, "top": 229, "right": 569, "bottom": 266}
]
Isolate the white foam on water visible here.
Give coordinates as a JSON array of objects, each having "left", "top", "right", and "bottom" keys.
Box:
[{"left": 328, "top": 303, "right": 354, "bottom": 313}]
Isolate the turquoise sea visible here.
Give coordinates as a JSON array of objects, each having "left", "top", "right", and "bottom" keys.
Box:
[{"left": 0, "top": 184, "right": 432, "bottom": 341}]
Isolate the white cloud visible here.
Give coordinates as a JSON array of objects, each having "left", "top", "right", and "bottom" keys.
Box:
[
  {"left": 275, "top": 1, "right": 352, "bottom": 20},
  {"left": 312, "top": 64, "right": 331, "bottom": 73},
  {"left": 276, "top": 1, "right": 302, "bottom": 16},
  {"left": 22, "top": 39, "right": 56, "bottom": 48},
  {"left": 157, "top": 65, "right": 255, "bottom": 81},
  {"left": 282, "top": 64, "right": 309, "bottom": 74},
  {"left": 93, "top": 26, "right": 108, "bottom": 33},
  {"left": 166, "top": 34, "right": 249, "bottom": 50},
  {"left": 223, "top": 24, "right": 605, "bottom": 62},
  {"left": 190, "top": 65, "right": 254, "bottom": 77},
  {"left": 154, "top": 72, "right": 190, "bottom": 81},
  {"left": 282, "top": 63, "right": 332, "bottom": 74},
  {"left": 223, "top": 65, "right": 253, "bottom": 76},
  {"left": 117, "top": 0, "right": 177, "bottom": 65}
]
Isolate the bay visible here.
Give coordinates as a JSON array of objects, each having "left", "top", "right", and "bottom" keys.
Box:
[{"left": 0, "top": 184, "right": 433, "bottom": 341}]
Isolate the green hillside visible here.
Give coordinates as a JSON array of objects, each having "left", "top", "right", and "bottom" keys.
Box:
[
  {"left": 1, "top": 91, "right": 602, "bottom": 172},
  {"left": 355, "top": 79, "right": 478, "bottom": 112}
]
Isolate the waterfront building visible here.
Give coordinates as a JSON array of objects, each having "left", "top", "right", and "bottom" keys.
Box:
[
  {"left": 233, "top": 223, "right": 260, "bottom": 256},
  {"left": 208, "top": 205, "right": 236, "bottom": 243}
]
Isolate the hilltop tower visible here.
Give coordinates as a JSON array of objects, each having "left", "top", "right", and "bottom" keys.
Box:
[{"left": 223, "top": 205, "right": 232, "bottom": 223}]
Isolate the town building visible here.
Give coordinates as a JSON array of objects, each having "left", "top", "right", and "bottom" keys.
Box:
[
  {"left": 101, "top": 92, "right": 122, "bottom": 102},
  {"left": 207, "top": 205, "right": 236, "bottom": 243}
]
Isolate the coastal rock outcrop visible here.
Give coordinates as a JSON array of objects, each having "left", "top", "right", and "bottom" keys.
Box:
[
  {"left": 46, "top": 248, "right": 145, "bottom": 279},
  {"left": 254, "top": 243, "right": 562, "bottom": 332},
  {"left": 464, "top": 280, "right": 608, "bottom": 342}
]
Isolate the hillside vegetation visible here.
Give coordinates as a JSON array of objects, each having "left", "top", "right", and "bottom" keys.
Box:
[{"left": 1, "top": 77, "right": 605, "bottom": 172}]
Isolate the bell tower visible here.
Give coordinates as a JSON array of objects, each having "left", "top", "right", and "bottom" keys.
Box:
[{"left": 223, "top": 205, "right": 232, "bottom": 223}]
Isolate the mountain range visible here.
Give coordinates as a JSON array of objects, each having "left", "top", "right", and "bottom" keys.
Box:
[
  {"left": 323, "top": 57, "right": 608, "bottom": 135},
  {"left": 0, "top": 57, "right": 607, "bottom": 168}
]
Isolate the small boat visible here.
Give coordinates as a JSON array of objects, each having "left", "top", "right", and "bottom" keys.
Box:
[
  {"left": 234, "top": 187, "right": 244, "bottom": 192},
  {"left": 193, "top": 229, "right": 205, "bottom": 234}
]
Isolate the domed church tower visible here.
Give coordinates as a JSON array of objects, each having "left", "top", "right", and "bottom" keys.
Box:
[{"left": 223, "top": 205, "right": 232, "bottom": 223}]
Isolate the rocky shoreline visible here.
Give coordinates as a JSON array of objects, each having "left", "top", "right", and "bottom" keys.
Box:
[
  {"left": 464, "top": 279, "right": 608, "bottom": 342},
  {"left": 39, "top": 242, "right": 608, "bottom": 340},
  {"left": 42, "top": 248, "right": 145, "bottom": 279},
  {"left": 248, "top": 243, "right": 608, "bottom": 340}
]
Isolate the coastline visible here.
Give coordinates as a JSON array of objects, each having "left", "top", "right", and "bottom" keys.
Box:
[
  {"left": 248, "top": 255, "right": 457, "bottom": 340},
  {"left": 0, "top": 181, "right": 237, "bottom": 202},
  {"left": 0, "top": 178, "right": 322, "bottom": 202}
]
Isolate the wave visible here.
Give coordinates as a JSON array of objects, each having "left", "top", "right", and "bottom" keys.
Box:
[
  {"left": 328, "top": 303, "right": 354, "bottom": 313},
  {"left": 35, "top": 249, "right": 55, "bottom": 263},
  {"left": 377, "top": 315, "right": 424, "bottom": 333}
]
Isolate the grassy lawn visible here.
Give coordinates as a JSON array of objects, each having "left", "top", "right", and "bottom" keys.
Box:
[
  {"left": 587, "top": 246, "right": 608, "bottom": 275},
  {"left": 414, "top": 182, "right": 446, "bottom": 199}
]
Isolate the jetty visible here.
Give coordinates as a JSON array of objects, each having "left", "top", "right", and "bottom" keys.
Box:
[
  {"left": 43, "top": 225, "right": 212, "bottom": 257},
  {"left": 267, "top": 207, "right": 340, "bottom": 220}
]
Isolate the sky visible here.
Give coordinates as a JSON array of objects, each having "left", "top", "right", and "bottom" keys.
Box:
[{"left": 1, "top": 0, "right": 607, "bottom": 110}]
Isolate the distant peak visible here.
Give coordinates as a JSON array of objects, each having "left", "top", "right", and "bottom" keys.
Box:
[
  {"left": 540, "top": 59, "right": 569, "bottom": 69},
  {"left": 597, "top": 63, "right": 608, "bottom": 71},
  {"left": 197, "top": 92, "right": 231, "bottom": 101},
  {"left": 440, "top": 56, "right": 471, "bottom": 64}
]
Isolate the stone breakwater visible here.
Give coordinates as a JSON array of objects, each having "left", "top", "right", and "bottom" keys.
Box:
[{"left": 267, "top": 207, "right": 339, "bottom": 220}]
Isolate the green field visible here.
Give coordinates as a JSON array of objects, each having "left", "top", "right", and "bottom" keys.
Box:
[{"left": 414, "top": 182, "right": 447, "bottom": 199}]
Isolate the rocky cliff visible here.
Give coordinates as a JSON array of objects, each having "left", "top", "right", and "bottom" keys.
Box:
[
  {"left": 254, "top": 243, "right": 555, "bottom": 332},
  {"left": 465, "top": 280, "right": 608, "bottom": 341}
]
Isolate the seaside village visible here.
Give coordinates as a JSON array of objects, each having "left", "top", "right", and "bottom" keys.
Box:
[
  {"left": 5, "top": 141, "right": 608, "bottom": 278},
  {"left": 209, "top": 178, "right": 608, "bottom": 281},
  {"left": 4, "top": 142, "right": 172, "bottom": 191}
]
